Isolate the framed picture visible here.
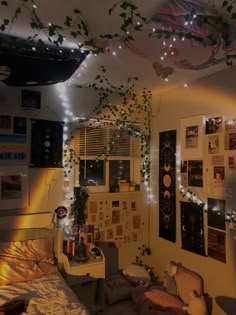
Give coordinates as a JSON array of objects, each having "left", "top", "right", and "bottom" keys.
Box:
[
  {"left": 207, "top": 197, "right": 226, "bottom": 231},
  {"left": 13, "top": 116, "right": 27, "bottom": 134},
  {"left": 205, "top": 116, "right": 223, "bottom": 134},
  {"left": 21, "top": 89, "right": 41, "bottom": 109},
  {"left": 181, "top": 115, "right": 205, "bottom": 158},
  {"left": 225, "top": 119, "right": 236, "bottom": 150},
  {"left": 85, "top": 232, "right": 94, "bottom": 245},
  {"left": 188, "top": 160, "right": 203, "bottom": 187},
  {"left": 0, "top": 166, "right": 29, "bottom": 209},
  {"left": 0, "top": 115, "right": 11, "bottom": 130}
]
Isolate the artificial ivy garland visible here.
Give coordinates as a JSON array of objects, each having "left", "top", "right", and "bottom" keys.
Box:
[{"left": 63, "top": 66, "right": 152, "bottom": 182}]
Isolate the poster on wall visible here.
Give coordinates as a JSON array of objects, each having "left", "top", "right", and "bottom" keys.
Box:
[
  {"left": 188, "top": 160, "right": 203, "bottom": 187},
  {"left": 0, "top": 115, "right": 11, "bottom": 131},
  {"left": 30, "top": 119, "right": 63, "bottom": 168},
  {"left": 207, "top": 197, "right": 226, "bottom": 231},
  {"left": 159, "top": 130, "right": 176, "bottom": 243},
  {"left": 208, "top": 228, "right": 226, "bottom": 263},
  {"left": 0, "top": 134, "right": 27, "bottom": 160},
  {"left": 181, "top": 115, "right": 204, "bottom": 158},
  {"left": 180, "top": 201, "right": 206, "bottom": 257},
  {"left": 205, "top": 116, "right": 223, "bottom": 134},
  {"left": 207, "top": 135, "right": 219, "bottom": 154},
  {"left": 225, "top": 119, "right": 236, "bottom": 150},
  {"left": 0, "top": 166, "right": 28, "bottom": 209}
]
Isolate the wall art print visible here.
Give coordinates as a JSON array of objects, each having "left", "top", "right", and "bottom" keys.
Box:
[
  {"left": 188, "top": 160, "right": 203, "bottom": 187},
  {"left": 30, "top": 119, "right": 63, "bottom": 168},
  {"left": 0, "top": 166, "right": 28, "bottom": 209},
  {"left": 180, "top": 201, "right": 206, "bottom": 257},
  {"left": 208, "top": 228, "right": 226, "bottom": 263},
  {"left": 207, "top": 197, "right": 226, "bottom": 231},
  {"left": 0, "top": 134, "right": 26, "bottom": 160},
  {"left": 181, "top": 115, "right": 204, "bottom": 158},
  {"left": 159, "top": 130, "right": 176, "bottom": 243}
]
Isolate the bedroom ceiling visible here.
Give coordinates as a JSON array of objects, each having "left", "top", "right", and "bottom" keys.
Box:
[{"left": 0, "top": 0, "right": 235, "bottom": 93}]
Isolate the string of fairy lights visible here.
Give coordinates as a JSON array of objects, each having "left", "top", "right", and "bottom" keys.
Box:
[{"left": 27, "top": 2, "right": 234, "bottom": 227}]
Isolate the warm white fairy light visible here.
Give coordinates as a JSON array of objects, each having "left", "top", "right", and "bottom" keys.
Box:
[
  {"left": 184, "top": 83, "right": 188, "bottom": 87},
  {"left": 32, "top": 4, "right": 37, "bottom": 9},
  {"left": 160, "top": 56, "right": 164, "bottom": 60},
  {"left": 152, "top": 28, "right": 156, "bottom": 32}
]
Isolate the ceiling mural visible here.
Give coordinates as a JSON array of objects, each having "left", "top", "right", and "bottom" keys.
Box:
[
  {"left": 125, "top": 0, "right": 236, "bottom": 76},
  {"left": 0, "top": 0, "right": 236, "bottom": 88}
]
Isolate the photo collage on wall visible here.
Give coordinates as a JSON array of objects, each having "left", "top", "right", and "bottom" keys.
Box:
[
  {"left": 86, "top": 197, "right": 144, "bottom": 248},
  {"left": 179, "top": 115, "right": 235, "bottom": 263}
]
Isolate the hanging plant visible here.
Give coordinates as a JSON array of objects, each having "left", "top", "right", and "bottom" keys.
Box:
[{"left": 70, "top": 186, "right": 89, "bottom": 229}]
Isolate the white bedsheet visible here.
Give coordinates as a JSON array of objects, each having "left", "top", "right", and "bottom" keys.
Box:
[{"left": 0, "top": 272, "right": 89, "bottom": 315}]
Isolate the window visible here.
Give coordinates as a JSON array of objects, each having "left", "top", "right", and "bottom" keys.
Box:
[
  {"left": 109, "top": 160, "right": 130, "bottom": 186},
  {"left": 74, "top": 122, "right": 141, "bottom": 192},
  {"left": 79, "top": 160, "right": 105, "bottom": 186}
]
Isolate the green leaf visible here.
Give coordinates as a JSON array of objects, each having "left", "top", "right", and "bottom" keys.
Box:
[
  {"left": 227, "top": 5, "right": 233, "bottom": 12},
  {"left": 222, "top": 1, "right": 228, "bottom": 8},
  {"left": 108, "top": 3, "right": 118, "bottom": 15}
]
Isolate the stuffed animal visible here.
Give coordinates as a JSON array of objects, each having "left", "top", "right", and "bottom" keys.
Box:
[{"left": 183, "top": 291, "right": 208, "bottom": 315}]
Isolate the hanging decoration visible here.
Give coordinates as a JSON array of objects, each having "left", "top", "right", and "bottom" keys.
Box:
[
  {"left": 159, "top": 130, "right": 176, "bottom": 243},
  {"left": 62, "top": 66, "right": 152, "bottom": 183},
  {"left": 180, "top": 201, "right": 206, "bottom": 257}
]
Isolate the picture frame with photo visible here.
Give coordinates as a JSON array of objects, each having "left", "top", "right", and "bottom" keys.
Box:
[
  {"left": 205, "top": 116, "right": 223, "bottom": 134},
  {"left": 188, "top": 160, "right": 203, "bottom": 187},
  {"left": 181, "top": 115, "right": 205, "bottom": 158},
  {"left": 21, "top": 89, "right": 41, "bottom": 110},
  {"left": 0, "top": 166, "right": 29, "bottom": 209},
  {"left": 207, "top": 197, "right": 226, "bottom": 231},
  {"left": 0, "top": 115, "right": 11, "bottom": 130}
]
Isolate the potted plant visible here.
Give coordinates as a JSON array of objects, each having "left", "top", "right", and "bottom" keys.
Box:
[{"left": 70, "top": 186, "right": 89, "bottom": 231}]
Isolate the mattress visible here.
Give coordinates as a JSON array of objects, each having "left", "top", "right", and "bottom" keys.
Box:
[{"left": 0, "top": 272, "right": 89, "bottom": 315}]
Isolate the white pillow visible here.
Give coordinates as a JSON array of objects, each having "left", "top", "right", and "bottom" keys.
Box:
[{"left": 122, "top": 263, "right": 151, "bottom": 282}]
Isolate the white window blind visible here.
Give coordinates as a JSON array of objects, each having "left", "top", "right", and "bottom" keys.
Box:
[{"left": 74, "top": 123, "right": 141, "bottom": 157}]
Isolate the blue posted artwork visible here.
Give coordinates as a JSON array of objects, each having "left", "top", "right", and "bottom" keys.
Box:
[{"left": 0, "top": 134, "right": 27, "bottom": 160}]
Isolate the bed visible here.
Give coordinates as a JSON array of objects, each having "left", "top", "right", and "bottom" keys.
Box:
[{"left": 0, "top": 227, "right": 89, "bottom": 315}]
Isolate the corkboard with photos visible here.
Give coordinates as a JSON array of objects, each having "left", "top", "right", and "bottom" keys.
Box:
[{"left": 180, "top": 115, "right": 236, "bottom": 263}]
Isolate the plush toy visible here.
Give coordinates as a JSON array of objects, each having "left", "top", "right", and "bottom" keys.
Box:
[
  {"left": 183, "top": 291, "right": 208, "bottom": 315},
  {"left": 53, "top": 206, "right": 68, "bottom": 228}
]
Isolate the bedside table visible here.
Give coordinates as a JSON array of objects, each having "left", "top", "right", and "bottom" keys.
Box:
[{"left": 61, "top": 251, "right": 105, "bottom": 279}]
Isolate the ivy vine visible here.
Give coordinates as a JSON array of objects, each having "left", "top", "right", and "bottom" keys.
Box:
[{"left": 63, "top": 66, "right": 152, "bottom": 183}]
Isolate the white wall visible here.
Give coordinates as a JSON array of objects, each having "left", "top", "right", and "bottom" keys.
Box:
[
  {"left": 148, "top": 66, "right": 236, "bottom": 315},
  {"left": 0, "top": 83, "right": 98, "bottom": 225}
]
